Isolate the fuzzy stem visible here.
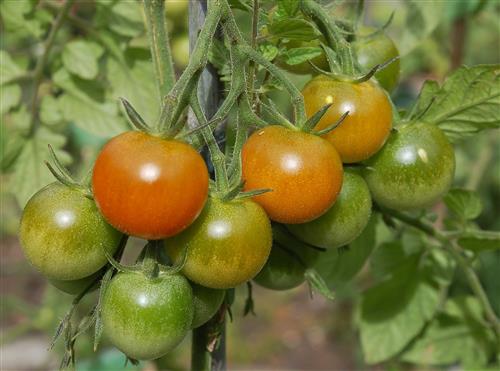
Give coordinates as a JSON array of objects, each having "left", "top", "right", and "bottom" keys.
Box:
[
  {"left": 143, "top": 0, "right": 176, "bottom": 100},
  {"left": 29, "top": 0, "right": 75, "bottom": 135}
]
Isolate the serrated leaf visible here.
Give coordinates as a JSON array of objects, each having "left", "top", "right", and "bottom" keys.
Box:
[
  {"left": 444, "top": 188, "right": 483, "bottom": 220},
  {"left": 107, "top": 48, "right": 159, "bottom": 125},
  {"left": 458, "top": 230, "right": 500, "bottom": 252},
  {"left": 62, "top": 40, "right": 104, "bottom": 80},
  {"left": 0, "top": 0, "right": 45, "bottom": 38},
  {"left": 416, "top": 65, "right": 500, "bottom": 142},
  {"left": 258, "top": 43, "right": 279, "bottom": 62},
  {"left": 9, "top": 127, "right": 72, "bottom": 207},
  {"left": 53, "top": 69, "right": 127, "bottom": 137},
  {"left": 401, "top": 296, "right": 496, "bottom": 368},
  {"left": 268, "top": 19, "right": 320, "bottom": 42},
  {"left": 283, "top": 47, "right": 322, "bottom": 66},
  {"left": 0, "top": 51, "right": 26, "bottom": 85},
  {"left": 0, "top": 84, "right": 22, "bottom": 114},
  {"left": 314, "top": 215, "right": 377, "bottom": 287}
]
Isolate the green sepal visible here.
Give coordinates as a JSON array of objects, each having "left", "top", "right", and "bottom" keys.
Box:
[
  {"left": 119, "top": 97, "right": 150, "bottom": 133},
  {"left": 304, "top": 268, "right": 335, "bottom": 301},
  {"left": 313, "top": 111, "right": 349, "bottom": 136},
  {"left": 234, "top": 188, "right": 273, "bottom": 200},
  {"left": 302, "top": 103, "right": 333, "bottom": 132}
]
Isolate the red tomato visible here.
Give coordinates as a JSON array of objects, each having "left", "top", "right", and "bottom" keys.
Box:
[
  {"left": 241, "top": 125, "right": 343, "bottom": 224},
  {"left": 92, "top": 131, "right": 209, "bottom": 239}
]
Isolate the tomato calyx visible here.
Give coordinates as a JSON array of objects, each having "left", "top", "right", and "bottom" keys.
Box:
[{"left": 218, "top": 181, "right": 272, "bottom": 203}]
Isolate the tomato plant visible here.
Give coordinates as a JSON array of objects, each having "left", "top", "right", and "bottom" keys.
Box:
[
  {"left": 287, "top": 169, "right": 372, "bottom": 249},
  {"left": 92, "top": 131, "right": 209, "bottom": 240},
  {"left": 166, "top": 196, "right": 272, "bottom": 289},
  {"left": 101, "top": 271, "right": 193, "bottom": 361},
  {"left": 302, "top": 77, "right": 393, "bottom": 163},
  {"left": 19, "top": 182, "right": 121, "bottom": 281},
  {"left": 364, "top": 122, "right": 455, "bottom": 211},
  {"left": 241, "top": 125, "right": 343, "bottom": 224}
]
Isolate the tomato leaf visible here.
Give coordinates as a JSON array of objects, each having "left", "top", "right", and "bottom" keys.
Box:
[
  {"left": 0, "top": 84, "right": 22, "bottom": 115},
  {"left": 444, "top": 188, "right": 483, "bottom": 220},
  {"left": 62, "top": 40, "right": 105, "bottom": 80},
  {"left": 276, "top": 0, "right": 299, "bottom": 17},
  {"left": 0, "top": 0, "right": 47, "bottom": 38},
  {"left": 0, "top": 51, "right": 26, "bottom": 85},
  {"left": 268, "top": 19, "right": 320, "bottom": 42},
  {"left": 458, "top": 230, "right": 500, "bottom": 252},
  {"left": 95, "top": 1, "right": 144, "bottom": 38},
  {"left": 283, "top": 47, "right": 322, "bottom": 65},
  {"left": 413, "top": 65, "right": 500, "bottom": 142}
]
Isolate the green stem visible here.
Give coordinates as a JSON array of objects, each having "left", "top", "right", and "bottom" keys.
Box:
[
  {"left": 29, "top": 0, "right": 75, "bottom": 135},
  {"left": 191, "top": 325, "right": 211, "bottom": 371},
  {"left": 247, "top": 0, "right": 259, "bottom": 103},
  {"left": 383, "top": 208, "right": 500, "bottom": 344},
  {"left": 143, "top": 0, "right": 176, "bottom": 101}
]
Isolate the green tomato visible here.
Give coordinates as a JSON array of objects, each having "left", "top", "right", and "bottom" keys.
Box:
[
  {"left": 364, "top": 122, "right": 455, "bottom": 210},
  {"left": 166, "top": 197, "right": 272, "bottom": 289},
  {"left": 20, "top": 182, "right": 121, "bottom": 281},
  {"left": 48, "top": 271, "right": 100, "bottom": 295},
  {"left": 354, "top": 27, "right": 400, "bottom": 93},
  {"left": 191, "top": 283, "right": 225, "bottom": 329},
  {"left": 253, "top": 225, "right": 319, "bottom": 291},
  {"left": 287, "top": 170, "right": 372, "bottom": 249},
  {"left": 101, "top": 272, "right": 193, "bottom": 361}
]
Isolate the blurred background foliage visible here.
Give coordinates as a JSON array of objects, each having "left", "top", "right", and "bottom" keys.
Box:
[{"left": 1, "top": 0, "right": 499, "bottom": 369}]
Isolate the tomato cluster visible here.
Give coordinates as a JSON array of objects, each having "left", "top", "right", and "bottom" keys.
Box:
[{"left": 18, "top": 16, "right": 456, "bottom": 363}]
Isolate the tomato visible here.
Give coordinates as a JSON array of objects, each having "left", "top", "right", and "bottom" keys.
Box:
[
  {"left": 166, "top": 197, "right": 272, "bottom": 289},
  {"left": 287, "top": 170, "right": 372, "bottom": 249},
  {"left": 191, "top": 283, "right": 225, "bottom": 329},
  {"left": 254, "top": 225, "right": 319, "bottom": 291},
  {"left": 363, "top": 122, "right": 455, "bottom": 210},
  {"left": 302, "top": 77, "right": 392, "bottom": 163},
  {"left": 49, "top": 271, "right": 99, "bottom": 295},
  {"left": 20, "top": 182, "right": 121, "bottom": 281},
  {"left": 354, "top": 27, "right": 400, "bottom": 93},
  {"left": 101, "top": 272, "right": 193, "bottom": 360},
  {"left": 241, "top": 125, "right": 343, "bottom": 224},
  {"left": 92, "top": 131, "right": 209, "bottom": 240}
]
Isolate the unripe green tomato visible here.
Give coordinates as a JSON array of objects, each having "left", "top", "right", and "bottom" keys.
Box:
[
  {"left": 286, "top": 170, "right": 372, "bottom": 249},
  {"left": 48, "top": 271, "right": 100, "bottom": 295},
  {"left": 354, "top": 27, "right": 400, "bottom": 93},
  {"left": 363, "top": 122, "right": 455, "bottom": 210},
  {"left": 253, "top": 225, "right": 319, "bottom": 291},
  {"left": 19, "top": 182, "right": 121, "bottom": 281},
  {"left": 101, "top": 272, "right": 193, "bottom": 361},
  {"left": 191, "top": 283, "right": 225, "bottom": 329}
]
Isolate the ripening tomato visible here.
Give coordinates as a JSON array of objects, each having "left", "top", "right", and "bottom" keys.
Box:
[
  {"left": 20, "top": 182, "right": 121, "bottom": 281},
  {"left": 254, "top": 225, "right": 319, "bottom": 291},
  {"left": 302, "top": 77, "right": 392, "bottom": 163},
  {"left": 92, "top": 131, "right": 209, "bottom": 240},
  {"left": 191, "top": 283, "right": 225, "bottom": 329},
  {"left": 166, "top": 197, "right": 272, "bottom": 289},
  {"left": 363, "top": 122, "right": 455, "bottom": 210},
  {"left": 101, "top": 272, "right": 193, "bottom": 360},
  {"left": 241, "top": 125, "right": 343, "bottom": 224},
  {"left": 287, "top": 170, "right": 372, "bottom": 249},
  {"left": 354, "top": 27, "right": 400, "bottom": 93}
]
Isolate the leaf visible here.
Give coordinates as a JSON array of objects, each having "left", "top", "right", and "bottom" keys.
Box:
[
  {"left": 62, "top": 40, "right": 104, "bottom": 80},
  {"left": 268, "top": 19, "right": 320, "bottom": 42},
  {"left": 401, "top": 296, "right": 496, "bottom": 368},
  {"left": 53, "top": 69, "right": 127, "bottom": 137},
  {"left": 107, "top": 48, "right": 159, "bottom": 125},
  {"left": 314, "top": 215, "right": 377, "bottom": 287},
  {"left": 258, "top": 43, "right": 279, "bottom": 62},
  {"left": 0, "top": 51, "right": 25, "bottom": 85},
  {"left": 9, "top": 126, "right": 72, "bottom": 207},
  {"left": 277, "top": 0, "right": 299, "bottom": 17},
  {"left": 0, "top": 0, "right": 46, "bottom": 38},
  {"left": 444, "top": 188, "right": 483, "bottom": 220},
  {"left": 283, "top": 47, "right": 322, "bottom": 66},
  {"left": 0, "top": 84, "right": 22, "bottom": 114},
  {"left": 458, "top": 230, "right": 500, "bottom": 252},
  {"left": 39, "top": 95, "right": 64, "bottom": 126},
  {"left": 416, "top": 65, "right": 500, "bottom": 142},
  {"left": 96, "top": 1, "right": 144, "bottom": 38},
  {"left": 0, "top": 108, "right": 28, "bottom": 171},
  {"left": 359, "top": 250, "right": 454, "bottom": 364}
]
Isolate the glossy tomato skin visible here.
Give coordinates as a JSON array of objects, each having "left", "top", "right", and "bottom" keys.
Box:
[
  {"left": 254, "top": 225, "right": 319, "bottom": 290},
  {"left": 363, "top": 122, "right": 455, "bottom": 210},
  {"left": 241, "top": 125, "right": 343, "bottom": 224},
  {"left": 92, "top": 131, "right": 209, "bottom": 240},
  {"left": 20, "top": 182, "right": 121, "bottom": 281},
  {"left": 354, "top": 27, "right": 400, "bottom": 93},
  {"left": 287, "top": 170, "right": 372, "bottom": 249},
  {"left": 101, "top": 272, "right": 193, "bottom": 360},
  {"left": 166, "top": 197, "right": 272, "bottom": 289},
  {"left": 191, "top": 283, "right": 225, "bottom": 329},
  {"left": 302, "top": 77, "right": 392, "bottom": 163}
]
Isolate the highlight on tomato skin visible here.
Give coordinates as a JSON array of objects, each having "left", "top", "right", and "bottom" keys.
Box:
[
  {"left": 92, "top": 131, "right": 209, "bottom": 240},
  {"left": 241, "top": 125, "right": 344, "bottom": 224},
  {"left": 302, "top": 77, "right": 393, "bottom": 164}
]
